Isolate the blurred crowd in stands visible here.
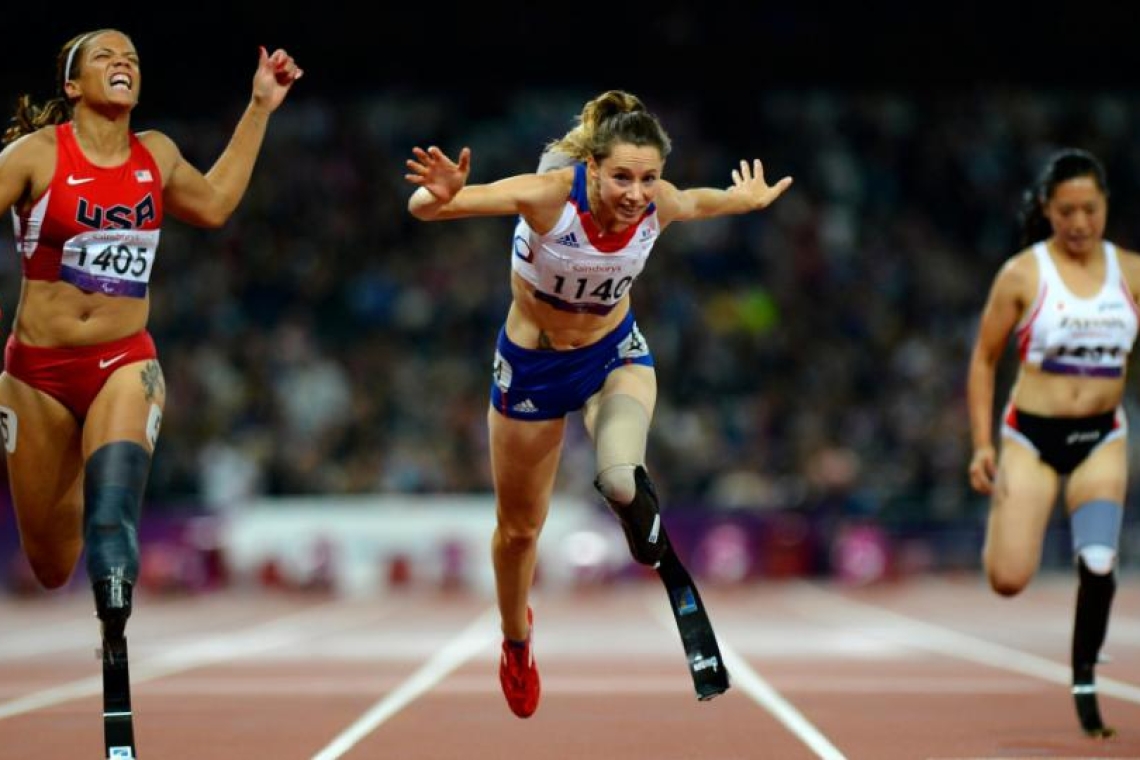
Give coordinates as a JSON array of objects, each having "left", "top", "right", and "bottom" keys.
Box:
[{"left": 4, "top": 85, "right": 1140, "bottom": 550}]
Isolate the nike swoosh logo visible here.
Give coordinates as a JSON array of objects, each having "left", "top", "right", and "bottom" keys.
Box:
[
  {"left": 99, "top": 352, "right": 129, "bottom": 369},
  {"left": 66, "top": 175, "right": 95, "bottom": 186}
]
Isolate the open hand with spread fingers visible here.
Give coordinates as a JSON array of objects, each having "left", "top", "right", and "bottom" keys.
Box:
[
  {"left": 729, "top": 158, "right": 793, "bottom": 210},
  {"left": 405, "top": 145, "right": 472, "bottom": 204}
]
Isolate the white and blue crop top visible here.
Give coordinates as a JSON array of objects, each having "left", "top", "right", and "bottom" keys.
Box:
[{"left": 510, "top": 162, "right": 660, "bottom": 315}]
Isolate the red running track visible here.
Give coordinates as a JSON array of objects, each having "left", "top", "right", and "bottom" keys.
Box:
[{"left": 1, "top": 573, "right": 1138, "bottom": 759}]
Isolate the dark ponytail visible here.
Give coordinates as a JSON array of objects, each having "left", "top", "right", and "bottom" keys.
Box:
[{"left": 2, "top": 29, "right": 118, "bottom": 146}]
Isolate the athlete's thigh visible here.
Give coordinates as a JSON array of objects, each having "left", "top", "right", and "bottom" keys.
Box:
[
  {"left": 582, "top": 364, "right": 657, "bottom": 438},
  {"left": 488, "top": 407, "right": 565, "bottom": 523},
  {"left": 1065, "top": 438, "right": 1127, "bottom": 514},
  {"left": 83, "top": 358, "right": 166, "bottom": 455},
  {"left": 0, "top": 372, "right": 83, "bottom": 542},
  {"left": 986, "top": 439, "right": 1059, "bottom": 563}
]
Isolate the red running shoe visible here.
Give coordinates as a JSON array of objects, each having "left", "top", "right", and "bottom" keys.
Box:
[{"left": 499, "top": 606, "right": 540, "bottom": 718}]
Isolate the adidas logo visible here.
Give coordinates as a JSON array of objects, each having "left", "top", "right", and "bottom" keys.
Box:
[
  {"left": 554, "top": 232, "right": 579, "bottom": 247},
  {"left": 512, "top": 399, "right": 539, "bottom": 414}
]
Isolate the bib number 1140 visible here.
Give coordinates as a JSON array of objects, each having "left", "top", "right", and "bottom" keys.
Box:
[{"left": 551, "top": 274, "right": 633, "bottom": 302}]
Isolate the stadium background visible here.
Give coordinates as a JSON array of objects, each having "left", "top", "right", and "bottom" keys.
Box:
[{"left": 2, "top": 5, "right": 1140, "bottom": 595}]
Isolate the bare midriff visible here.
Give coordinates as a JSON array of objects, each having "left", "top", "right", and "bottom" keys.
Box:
[
  {"left": 13, "top": 279, "right": 149, "bottom": 347},
  {"left": 1010, "top": 363, "right": 1125, "bottom": 417},
  {"left": 505, "top": 271, "right": 629, "bottom": 350}
]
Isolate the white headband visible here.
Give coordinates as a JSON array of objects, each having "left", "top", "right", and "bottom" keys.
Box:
[{"left": 63, "top": 33, "right": 94, "bottom": 89}]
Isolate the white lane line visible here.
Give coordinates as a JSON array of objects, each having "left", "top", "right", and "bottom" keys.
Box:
[
  {"left": 0, "top": 601, "right": 367, "bottom": 720},
  {"left": 0, "top": 623, "right": 97, "bottom": 659},
  {"left": 648, "top": 596, "right": 848, "bottom": 760},
  {"left": 0, "top": 598, "right": 294, "bottom": 660},
  {"left": 0, "top": 672, "right": 1049, "bottom": 700},
  {"left": 311, "top": 605, "right": 499, "bottom": 760},
  {"left": 792, "top": 581, "right": 1140, "bottom": 704}
]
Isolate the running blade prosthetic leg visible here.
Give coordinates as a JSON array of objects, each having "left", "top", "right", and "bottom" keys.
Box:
[
  {"left": 600, "top": 465, "right": 730, "bottom": 700},
  {"left": 656, "top": 542, "right": 731, "bottom": 700},
  {"left": 85, "top": 442, "right": 149, "bottom": 758},
  {"left": 1071, "top": 558, "right": 1117, "bottom": 738},
  {"left": 96, "top": 574, "right": 137, "bottom": 758}
]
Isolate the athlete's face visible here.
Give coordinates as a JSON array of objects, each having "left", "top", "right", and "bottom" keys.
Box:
[
  {"left": 589, "top": 144, "right": 664, "bottom": 231},
  {"left": 1044, "top": 175, "right": 1106, "bottom": 256},
  {"left": 66, "top": 31, "right": 140, "bottom": 111}
]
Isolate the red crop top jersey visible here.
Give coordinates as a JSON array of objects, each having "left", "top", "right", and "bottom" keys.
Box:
[{"left": 13, "top": 122, "right": 163, "bottom": 298}]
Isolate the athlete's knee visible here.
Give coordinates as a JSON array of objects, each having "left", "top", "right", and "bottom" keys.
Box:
[
  {"left": 987, "top": 571, "right": 1029, "bottom": 598},
  {"left": 983, "top": 553, "right": 1033, "bottom": 597},
  {"left": 495, "top": 507, "right": 544, "bottom": 553},
  {"left": 1072, "top": 500, "right": 1122, "bottom": 575},
  {"left": 597, "top": 465, "right": 667, "bottom": 567},
  {"left": 19, "top": 534, "right": 81, "bottom": 589},
  {"left": 84, "top": 441, "right": 150, "bottom": 585},
  {"left": 594, "top": 463, "right": 637, "bottom": 506},
  {"left": 497, "top": 524, "right": 541, "bottom": 552},
  {"left": 23, "top": 554, "right": 75, "bottom": 590}
]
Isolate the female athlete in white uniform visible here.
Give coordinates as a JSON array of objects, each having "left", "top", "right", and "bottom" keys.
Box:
[{"left": 968, "top": 148, "right": 1140, "bottom": 737}]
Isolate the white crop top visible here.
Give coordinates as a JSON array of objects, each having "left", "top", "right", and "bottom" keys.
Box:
[
  {"left": 1015, "top": 241, "right": 1139, "bottom": 377},
  {"left": 511, "top": 162, "right": 660, "bottom": 315}
]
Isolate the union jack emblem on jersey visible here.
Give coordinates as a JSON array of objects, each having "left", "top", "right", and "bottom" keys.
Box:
[{"left": 618, "top": 324, "right": 650, "bottom": 359}]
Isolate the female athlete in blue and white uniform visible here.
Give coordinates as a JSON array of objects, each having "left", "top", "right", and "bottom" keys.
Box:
[{"left": 405, "top": 90, "right": 792, "bottom": 718}]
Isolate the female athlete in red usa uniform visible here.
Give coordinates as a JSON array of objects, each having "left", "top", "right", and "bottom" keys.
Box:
[
  {"left": 406, "top": 90, "right": 792, "bottom": 718},
  {"left": 0, "top": 28, "right": 301, "bottom": 754},
  {"left": 967, "top": 149, "right": 1140, "bottom": 737}
]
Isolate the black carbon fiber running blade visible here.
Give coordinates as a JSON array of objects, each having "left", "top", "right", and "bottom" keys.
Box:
[
  {"left": 656, "top": 548, "right": 730, "bottom": 700},
  {"left": 102, "top": 637, "right": 138, "bottom": 759}
]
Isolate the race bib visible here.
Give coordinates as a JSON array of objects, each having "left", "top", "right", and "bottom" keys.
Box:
[{"left": 60, "top": 228, "right": 160, "bottom": 298}]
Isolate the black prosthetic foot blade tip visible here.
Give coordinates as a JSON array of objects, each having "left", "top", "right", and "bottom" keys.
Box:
[
  {"left": 104, "top": 711, "right": 136, "bottom": 758},
  {"left": 657, "top": 549, "right": 731, "bottom": 702},
  {"left": 695, "top": 672, "right": 731, "bottom": 701},
  {"left": 1073, "top": 688, "right": 1116, "bottom": 739},
  {"left": 103, "top": 637, "right": 137, "bottom": 758}
]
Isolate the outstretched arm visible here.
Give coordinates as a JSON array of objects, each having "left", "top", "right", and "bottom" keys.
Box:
[
  {"left": 405, "top": 145, "right": 569, "bottom": 226},
  {"left": 405, "top": 145, "right": 473, "bottom": 219},
  {"left": 657, "top": 158, "right": 793, "bottom": 224},
  {"left": 158, "top": 45, "right": 303, "bottom": 228}
]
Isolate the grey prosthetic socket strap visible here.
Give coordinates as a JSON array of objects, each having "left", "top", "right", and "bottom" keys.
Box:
[{"left": 1070, "top": 499, "right": 1122, "bottom": 574}]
